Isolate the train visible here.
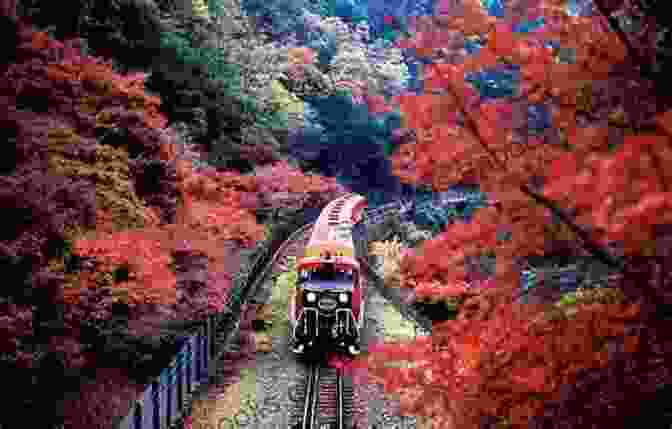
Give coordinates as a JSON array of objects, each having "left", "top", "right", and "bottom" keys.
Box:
[{"left": 289, "top": 193, "right": 368, "bottom": 357}]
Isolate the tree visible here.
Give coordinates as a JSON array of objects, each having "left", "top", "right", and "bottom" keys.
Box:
[
  {"left": 353, "top": 0, "right": 672, "bottom": 427},
  {"left": 391, "top": 0, "right": 661, "bottom": 288}
]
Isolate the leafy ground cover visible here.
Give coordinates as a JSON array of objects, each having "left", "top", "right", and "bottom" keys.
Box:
[{"left": 185, "top": 250, "right": 299, "bottom": 429}]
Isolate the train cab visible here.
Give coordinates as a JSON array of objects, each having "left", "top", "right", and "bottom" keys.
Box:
[
  {"left": 289, "top": 193, "right": 367, "bottom": 358},
  {"left": 290, "top": 251, "right": 363, "bottom": 357}
]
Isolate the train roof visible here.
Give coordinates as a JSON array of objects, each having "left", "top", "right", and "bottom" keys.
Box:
[
  {"left": 297, "top": 255, "right": 359, "bottom": 269},
  {"left": 299, "top": 193, "right": 365, "bottom": 270}
]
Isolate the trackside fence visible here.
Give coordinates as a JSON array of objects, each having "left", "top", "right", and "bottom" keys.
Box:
[{"left": 113, "top": 204, "right": 328, "bottom": 429}]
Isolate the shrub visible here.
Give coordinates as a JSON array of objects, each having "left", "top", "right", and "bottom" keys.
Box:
[
  {"left": 146, "top": 43, "right": 287, "bottom": 172},
  {"left": 18, "top": 0, "right": 163, "bottom": 70}
]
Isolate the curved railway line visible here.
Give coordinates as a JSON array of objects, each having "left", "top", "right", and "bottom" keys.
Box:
[
  {"left": 115, "top": 193, "right": 425, "bottom": 429},
  {"left": 244, "top": 194, "right": 358, "bottom": 429},
  {"left": 259, "top": 196, "right": 359, "bottom": 429},
  {"left": 212, "top": 191, "right": 432, "bottom": 429},
  {"left": 255, "top": 192, "right": 362, "bottom": 293},
  {"left": 250, "top": 193, "right": 416, "bottom": 429}
]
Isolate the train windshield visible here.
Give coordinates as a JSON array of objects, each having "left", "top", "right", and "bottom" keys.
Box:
[
  {"left": 298, "top": 266, "right": 355, "bottom": 290},
  {"left": 306, "top": 280, "right": 353, "bottom": 290}
]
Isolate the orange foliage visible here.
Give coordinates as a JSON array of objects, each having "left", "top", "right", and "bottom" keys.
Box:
[
  {"left": 68, "top": 139, "right": 264, "bottom": 313},
  {"left": 184, "top": 199, "right": 264, "bottom": 246},
  {"left": 544, "top": 126, "right": 672, "bottom": 254},
  {"left": 657, "top": 109, "right": 672, "bottom": 137},
  {"left": 72, "top": 229, "right": 178, "bottom": 307},
  {"left": 365, "top": 2, "right": 667, "bottom": 428},
  {"left": 359, "top": 297, "right": 641, "bottom": 429},
  {"left": 46, "top": 60, "right": 167, "bottom": 129},
  {"left": 170, "top": 150, "right": 264, "bottom": 279},
  {"left": 391, "top": 5, "right": 634, "bottom": 278},
  {"left": 30, "top": 30, "right": 52, "bottom": 50},
  {"left": 170, "top": 145, "right": 264, "bottom": 247}
]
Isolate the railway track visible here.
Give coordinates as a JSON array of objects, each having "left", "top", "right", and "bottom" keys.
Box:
[
  {"left": 268, "top": 200, "right": 356, "bottom": 429},
  {"left": 247, "top": 221, "right": 316, "bottom": 308},
  {"left": 271, "top": 223, "right": 315, "bottom": 273},
  {"left": 251, "top": 192, "right": 361, "bottom": 304},
  {"left": 290, "top": 361, "right": 353, "bottom": 429}
]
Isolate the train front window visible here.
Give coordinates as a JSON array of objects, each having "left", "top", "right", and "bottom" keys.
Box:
[{"left": 305, "top": 266, "right": 354, "bottom": 290}]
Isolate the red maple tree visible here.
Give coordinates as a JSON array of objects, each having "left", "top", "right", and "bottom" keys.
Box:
[{"left": 359, "top": 1, "right": 672, "bottom": 427}]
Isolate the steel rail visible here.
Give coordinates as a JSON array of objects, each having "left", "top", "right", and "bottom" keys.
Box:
[
  {"left": 336, "top": 368, "right": 344, "bottom": 429},
  {"left": 301, "top": 363, "right": 320, "bottom": 429},
  {"left": 246, "top": 220, "right": 318, "bottom": 304},
  {"left": 298, "top": 363, "right": 346, "bottom": 429}
]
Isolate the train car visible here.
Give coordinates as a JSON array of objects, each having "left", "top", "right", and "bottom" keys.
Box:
[{"left": 289, "top": 193, "right": 368, "bottom": 357}]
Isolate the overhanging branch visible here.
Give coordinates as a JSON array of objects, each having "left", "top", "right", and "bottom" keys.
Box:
[{"left": 429, "top": 61, "right": 626, "bottom": 271}]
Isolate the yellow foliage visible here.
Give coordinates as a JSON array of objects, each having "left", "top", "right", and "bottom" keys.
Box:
[
  {"left": 270, "top": 80, "right": 304, "bottom": 118},
  {"left": 46, "top": 126, "right": 157, "bottom": 231},
  {"left": 370, "top": 238, "right": 403, "bottom": 260},
  {"left": 370, "top": 238, "right": 404, "bottom": 287},
  {"left": 191, "top": 0, "right": 210, "bottom": 19}
]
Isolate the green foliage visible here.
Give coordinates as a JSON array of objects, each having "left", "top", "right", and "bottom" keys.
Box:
[
  {"left": 413, "top": 299, "right": 461, "bottom": 322},
  {"left": 54, "top": 237, "right": 74, "bottom": 262},
  {"left": 159, "top": 31, "right": 241, "bottom": 92},
  {"left": 555, "top": 286, "right": 627, "bottom": 310},
  {"left": 268, "top": 256, "right": 297, "bottom": 338},
  {"left": 442, "top": 298, "right": 461, "bottom": 320},
  {"left": 207, "top": 0, "right": 227, "bottom": 17},
  {"left": 238, "top": 94, "right": 289, "bottom": 130},
  {"left": 263, "top": 223, "right": 274, "bottom": 241},
  {"left": 18, "top": 0, "right": 162, "bottom": 70},
  {"left": 306, "top": 0, "right": 332, "bottom": 15},
  {"left": 276, "top": 256, "right": 298, "bottom": 290},
  {"left": 157, "top": 28, "right": 287, "bottom": 132},
  {"left": 556, "top": 292, "right": 578, "bottom": 308},
  {"left": 112, "top": 264, "right": 131, "bottom": 283}
]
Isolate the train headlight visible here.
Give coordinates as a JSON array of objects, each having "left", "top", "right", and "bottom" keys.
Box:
[
  {"left": 306, "top": 292, "right": 317, "bottom": 303},
  {"left": 338, "top": 292, "right": 348, "bottom": 304}
]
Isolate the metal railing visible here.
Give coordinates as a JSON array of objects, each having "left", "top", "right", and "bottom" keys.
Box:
[{"left": 115, "top": 331, "right": 208, "bottom": 429}]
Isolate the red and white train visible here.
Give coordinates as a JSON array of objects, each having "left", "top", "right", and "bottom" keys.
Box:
[{"left": 289, "top": 193, "right": 368, "bottom": 357}]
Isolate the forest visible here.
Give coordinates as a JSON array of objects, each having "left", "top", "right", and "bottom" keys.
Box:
[{"left": 1, "top": 0, "right": 672, "bottom": 428}]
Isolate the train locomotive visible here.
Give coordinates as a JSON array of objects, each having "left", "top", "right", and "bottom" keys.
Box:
[{"left": 289, "top": 194, "right": 368, "bottom": 357}]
